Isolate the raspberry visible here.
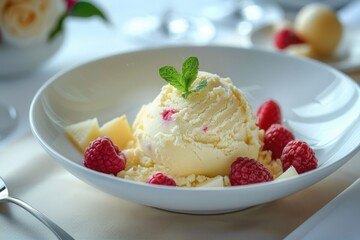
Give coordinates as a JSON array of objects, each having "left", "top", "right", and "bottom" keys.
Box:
[
  {"left": 230, "top": 157, "right": 273, "bottom": 186},
  {"left": 84, "top": 137, "right": 126, "bottom": 175},
  {"left": 162, "top": 109, "right": 177, "bottom": 121},
  {"left": 274, "top": 28, "right": 305, "bottom": 50},
  {"left": 256, "top": 99, "right": 282, "bottom": 131},
  {"left": 264, "top": 123, "right": 295, "bottom": 159},
  {"left": 146, "top": 172, "right": 177, "bottom": 186},
  {"left": 281, "top": 140, "right": 317, "bottom": 174}
]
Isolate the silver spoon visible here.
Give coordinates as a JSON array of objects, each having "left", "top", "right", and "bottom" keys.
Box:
[
  {"left": 0, "top": 103, "right": 17, "bottom": 140},
  {"left": 0, "top": 176, "right": 74, "bottom": 240}
]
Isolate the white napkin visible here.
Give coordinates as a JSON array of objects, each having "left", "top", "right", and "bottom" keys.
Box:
[{"left": 285, "top": 178, "right": 360, "bottom": 239}]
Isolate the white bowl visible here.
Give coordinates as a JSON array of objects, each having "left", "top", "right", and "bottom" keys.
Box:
[
  {"left": 0, "top": 34, "right": 64, "bottom": 77},
  {"left": 29, "top": 46, "right": 360, "bottom": 214}
]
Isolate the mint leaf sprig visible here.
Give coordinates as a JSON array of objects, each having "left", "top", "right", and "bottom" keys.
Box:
[{"left": 159, "top": 56, "right": 207, "bottom": 99}]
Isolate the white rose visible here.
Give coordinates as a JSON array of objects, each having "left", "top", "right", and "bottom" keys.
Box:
[{"left": 0, "top": 0, "right": 66, "bottom": 47}]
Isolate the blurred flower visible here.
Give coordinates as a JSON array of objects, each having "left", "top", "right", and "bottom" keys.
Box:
[
  {"left": 0, "top": 0, "right": 66, "bottom": 46},
  {"left": 0, "top": 0, "right": 108, "bottom": 47},
  {"left": 66, "top": 0, "right": 77, "bottom": 12},
  {"left": 49, "top": 0, "right": 108, "bottom": 41}
]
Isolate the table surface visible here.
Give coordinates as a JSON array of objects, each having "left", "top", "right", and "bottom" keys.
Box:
[{"left": 1, "top": 1, "right": 360, "bottom": 239}]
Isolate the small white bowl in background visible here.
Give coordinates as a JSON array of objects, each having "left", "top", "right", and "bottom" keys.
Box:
[{"left": 0, "top": 34, "right": 64, "bottom": 77}]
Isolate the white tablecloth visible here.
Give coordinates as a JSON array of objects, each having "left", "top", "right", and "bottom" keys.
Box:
[{"left": 1, "top": 1, "right": 360, "bottom": 239}]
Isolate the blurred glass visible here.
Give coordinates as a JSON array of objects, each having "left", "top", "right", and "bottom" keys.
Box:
[
  {"left": 0, "top": 104, "right": 17, "bottom": 140},
  {"left": 122, "top": 0, "right": 216, "bottom": 45},
  {"left": 203, "top": 0, "right": 284, "bottom": 35}
]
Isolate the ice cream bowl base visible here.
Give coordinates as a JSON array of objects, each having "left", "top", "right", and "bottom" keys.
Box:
[{"left": 29, "top": 46, "right": 360, "bottom": 214}]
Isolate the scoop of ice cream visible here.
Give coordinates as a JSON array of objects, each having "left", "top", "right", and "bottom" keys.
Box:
[
  {"left": 294, "top": 3, "right": 342, "bottom": 57},
  {"left": 133, "top": 71, "right": 263, "bottom": 177}
]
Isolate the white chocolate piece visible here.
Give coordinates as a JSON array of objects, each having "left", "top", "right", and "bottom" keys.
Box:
[
  {"left": 197, "top": 176, "right": 224, "bottom": 188},
  {"left": 65, "top": 118, "right": 100, "bottom": 153},
  {"left": 284, "top": 43, "right": 318, "bottom": 59},
  {"left": 276, "top": 166, "right": 299, "bottom": 180},
  {"left": 100, "top": 115, "right": 135, "bottom": 150}
]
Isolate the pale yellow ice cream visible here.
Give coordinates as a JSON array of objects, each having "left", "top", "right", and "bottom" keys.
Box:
[{"left": 133, "top": 71, "right": 263, "bottom": 177}]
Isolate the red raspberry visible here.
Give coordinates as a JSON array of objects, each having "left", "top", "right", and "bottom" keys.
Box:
[
  {"left": 274, "top": 28, "right": 305, "bottom": 50},
  {"left": 281, "top": 140, "right": 317, "bottom": 174},
  {"left": 84, "top": 137, "right": 126, "bottom": 175},
  {"left": 264, "top": 123, "right": 295, "bottom": 159},
  {"left": 256, "top": 99, "right": 282, "bottom": 131},
  {"left": 230, "top": 157, "right": 273, "bottom": 186},
  {"left": 162, "top": 109, "right": 177, "bottom": 121},
  {"left": 146, "top": 172, "right": 177, "bottom": 186}
]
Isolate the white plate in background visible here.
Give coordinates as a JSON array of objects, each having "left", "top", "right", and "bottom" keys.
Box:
[{"left": 249, "top": 24, "right": 360, "bottom": 72}]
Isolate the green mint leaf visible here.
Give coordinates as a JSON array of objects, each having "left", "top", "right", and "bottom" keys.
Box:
[
  {"left": 48, "top": 1, "right": 109, "bottom": 41},
  {"left": 182, "top": 56, "right": 199, "bottom": 91},
  {"left": 182, "top": 91, "right": 191, "bottom": 99},
  {"left": 159, "top": 66, "right": 185, "bottom": 91},
  {"left": 182, "top": 80, "right": 207, "bottom": 99},
  {"left": 69, "top": 1, "right": 109, "bottom": 22},
  {"left": 190, "top": 80, "right": 208, "bottom": 94},
  {"left": 48, "top": 13, "right": 67, "bottom": 41},
  {"left": 159, "top": 56, "right": 204, "bottom": 99}
]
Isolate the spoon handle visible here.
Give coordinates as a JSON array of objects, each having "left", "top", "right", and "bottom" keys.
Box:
[{"left": 4, "top": 196, "right": 74, "bottom": 240}]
